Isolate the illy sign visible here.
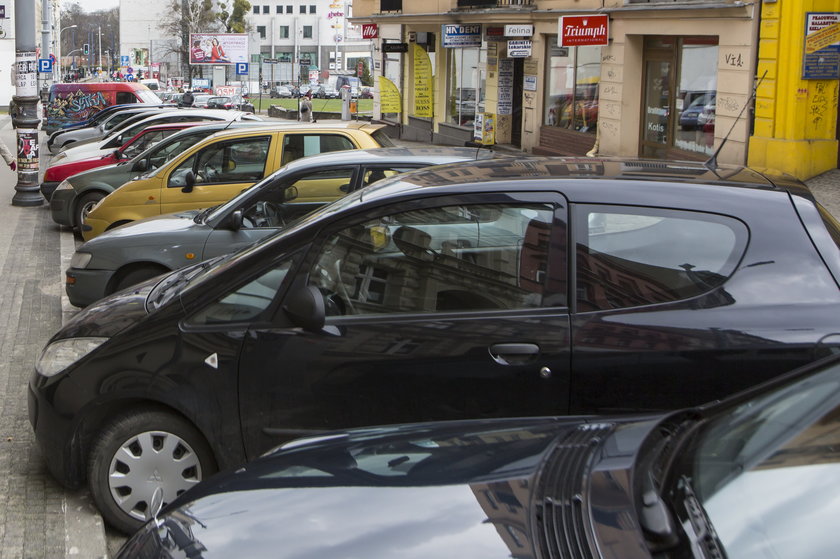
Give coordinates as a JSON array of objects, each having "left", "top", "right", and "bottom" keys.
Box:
[
  {"left": 362, "top": 24, "right": 379, "bottom": 39},
  {"left": 558, "top": 15, "right": 609, "bottom": 47}
]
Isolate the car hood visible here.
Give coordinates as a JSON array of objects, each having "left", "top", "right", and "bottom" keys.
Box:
[
  {"left": 119, "top": 416, "right": 659, "bottom": 558},
  {"left": 55, "top": 278, "right": 157, "bottom": 339},
  {"left": 83, "top": 210, "right": 205, "bottom": 245}
]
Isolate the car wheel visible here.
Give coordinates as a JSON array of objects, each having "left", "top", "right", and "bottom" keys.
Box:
[
  {"left": 112, "top": 264, "right": 169, "bottom": 293},
  {"left": 74, "top": 191, "right": 106, "bottom": 229},
  {"left": 88, "top": 409, "right": 217, "bottom": 534}
]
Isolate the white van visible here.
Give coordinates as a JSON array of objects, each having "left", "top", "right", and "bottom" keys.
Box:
[{"left": 140, "top": 78, "right": 160, "bottom": 91}]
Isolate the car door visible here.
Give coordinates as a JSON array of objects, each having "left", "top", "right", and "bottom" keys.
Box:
[
  {"left": 160, "top": 134, "right": 275, "bottom": 214},
  {"left": 201, "top": 165, "right": 361, "bottom": 260},
  {"left": 232, "top": 191, "right": 572, "bottom": 457}
]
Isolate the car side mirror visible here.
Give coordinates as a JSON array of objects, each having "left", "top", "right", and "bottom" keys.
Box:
[
  {"left": 229, "top": 210, "right": 243, "bottom": 231},
  {"left": 112, "top": 149, "right": 122, "bottom": 160},
  {"left": 132, "top": 159, "right": 148, "bottom": 172},
  {"left": 182, "top": 171, "right": 195, "bottom": 193},
  {"left": 282, "top": 285, "right": 325, "bottom": 332}
]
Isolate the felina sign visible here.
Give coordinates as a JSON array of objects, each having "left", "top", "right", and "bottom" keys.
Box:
[{"left": 558, "top": 15, "right": 609, "bottom": 47}]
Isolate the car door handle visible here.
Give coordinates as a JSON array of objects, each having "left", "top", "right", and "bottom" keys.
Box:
[{"left": 488, "top": 343, "right": 540, "bottom": 366}]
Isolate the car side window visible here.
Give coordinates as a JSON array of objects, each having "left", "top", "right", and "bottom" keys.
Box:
[
  {"left": 362, "top": 166, "right": 418, "bottom": 186},
  {"left": 168, "top": 136, "right": 271, "bottom": 187},
  {"left": 186, "top": 258, "right": 295, "bottom": 325},
  {"left": 148, "top": 135, "right": 206, "bottom": 171},
  {"left": 307, "top": 202, "right": 563, "bottom": 316},
  {"left": 280, "top": 134, "right": 356, "bottom": 166},
  {"left": 121, "top": 130, "right": 172, "bottom": 159},
  {"left": 574, "top": 205, "right": 748, "bottom": 311},
  {"left": 115, "top": 92, "right": 135, "bottom": 104}
]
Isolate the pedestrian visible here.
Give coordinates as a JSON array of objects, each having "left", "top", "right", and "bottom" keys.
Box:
[
  {"left": 181, "top": 89, "right": 195, "bottom": 107},
  {"left": 299, "top": 91, "right": 314, "bottom": 122},
  {"left": 0, "top": 138, "right": 16, "bottom": 172}
]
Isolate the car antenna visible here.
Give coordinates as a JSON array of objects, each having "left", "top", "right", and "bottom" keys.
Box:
[{"left": 704, "top": 70, "right": 767, "bottom": 172}]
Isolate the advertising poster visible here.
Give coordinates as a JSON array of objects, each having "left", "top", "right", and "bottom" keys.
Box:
[
  {"left": 442, "top": 24, "right": 482, "bottom": 48},
  {"left": 379, "top": 76, "right": 402, "bottom": 113},
  {"left": 15, "top": 52, "right": 37, "bottom": 97},
  {"left": 803, "top": 13, "right": 840, "bottom": 79},
  {"left": 189, "top": 33, "right": 249, "bottom": 65},
  {"left": 497, "top": 59, "right": 513, "bottom": 115},
  {"left": 412, "top": 44, "right": 433, "bottom": 117},
  {"left": 17, "top": 129, "right": 39, "bottom": 171}
]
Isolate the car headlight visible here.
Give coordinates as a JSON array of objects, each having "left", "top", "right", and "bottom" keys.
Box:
[
  {"left": 36, "top": 337, "right": 108, "bottom": 377},
  {"left": 55, "top": 179, "right": 73, "bottom": 192},
  {"left": 70, "top": 251, "right": 92, "bottom": 269}
]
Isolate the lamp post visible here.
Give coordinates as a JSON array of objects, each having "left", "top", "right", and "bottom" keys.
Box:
[{"left": 58, "top": 25, "right": 78, "bottom": 80}]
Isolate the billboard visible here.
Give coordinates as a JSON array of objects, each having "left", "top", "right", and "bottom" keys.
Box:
[{"left": 189, "top": 33, "right": 248, "bottom": 65}]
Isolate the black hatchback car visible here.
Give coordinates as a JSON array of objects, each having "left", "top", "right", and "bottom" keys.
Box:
[
  {"left": 117, "top": 354, "right": 840, "bottom": 558},
  {"left": 29, "top": 157, "right": 840, "bottom": 534}
]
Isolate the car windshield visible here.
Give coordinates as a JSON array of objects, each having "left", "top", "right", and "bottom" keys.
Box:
[{"left": 674, "top": 359, "right": 840, "bottom": 557}]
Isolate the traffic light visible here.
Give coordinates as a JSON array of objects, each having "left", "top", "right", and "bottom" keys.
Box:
[{"left": 83, "top": 44, "right": 89, "bottom": 55}]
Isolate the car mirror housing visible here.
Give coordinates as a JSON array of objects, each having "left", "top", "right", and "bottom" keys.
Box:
[
  {"left": 229, "top": 210, "right": 243, "bottom": 231},
  {"left": 182, "top": 171, "right": 195, "bottom": 193},
  {"left": 132, "top": 159, "right": 148, "bottom": 172},
  {"left": 282, "top": 285, "right": 325, "bottom": 332}
]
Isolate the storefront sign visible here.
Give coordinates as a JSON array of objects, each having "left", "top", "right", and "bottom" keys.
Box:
[
  {"left": 508, "top": 40, "right": 532, "bottom": 58},
  {"left": 362, "top": 24, "right": 378, "bottom": 39},
  {"left": 486, "top": 26, "right": 505, "bottom": 40},
  {"left": 442, "top": 24, "right": 482, "bottom": 48},
  {"left": 382, "top": 42, "right": 408, "bottom": 53},
  {"left": 497, "top": 59, "right": 513, "bottom": 115},
  {"left": 558, "top": 15, "right": 609, "bottom": 47},
  {"left": 379, "top": 76, "right": 401, "bottom": 113},
  {"left": 412, "top": 44, "right": 433, "bottom": 117},
  {"left": 524, "top": 75, "right": 538, "bottom": 91},
  {"left": 803, "top": 12, "right": 840, "bottom": 79},
  {"left": 504, "top": 25, "right": 533, "bottom": 37}
]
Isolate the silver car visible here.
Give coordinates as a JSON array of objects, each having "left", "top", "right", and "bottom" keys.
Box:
[{"left": 65, "top": 147, "right": 504, "bottom": 307}]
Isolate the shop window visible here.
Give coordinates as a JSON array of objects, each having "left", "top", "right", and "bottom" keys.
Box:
[
  {"left": 544, "top": 41, "right": 601, "bottom": 135},
  {"left": 447, "top": 47, "right": 486, "bottom": 127},
  {"left": 641, "top": 36, "right": 718, "bottom": 159}
]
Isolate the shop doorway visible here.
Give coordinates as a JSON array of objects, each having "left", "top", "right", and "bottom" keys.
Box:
[
  {"left": 640, "top": 36, "right": 719, "bottom": 160},
  {"left": 511, "top": 58, "right": 524, "bottom": 147}
]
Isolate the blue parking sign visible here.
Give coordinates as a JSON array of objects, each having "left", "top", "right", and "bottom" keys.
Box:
[
  {"left": 121, "top": 55, "right": 130, "bottom": 66},
  {"left": 235, "top": 62, "right": 249, "bottom": 75},
  {"left": 38, "top": 58, "right": 53, "bottom": 73}
]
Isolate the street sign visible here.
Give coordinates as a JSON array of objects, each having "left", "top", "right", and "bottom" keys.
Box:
[
  {"left": 262, "top": 58, "right": 279, "bottom": 64},
  {"left": 235, "top": 62, "right": 249, "bottom": 75},
  {"left": 121, "top": 55, "right": 130, "bottom": 66},
  {"left": 38, "top": 58, "right": 52, "bottom": 73}
]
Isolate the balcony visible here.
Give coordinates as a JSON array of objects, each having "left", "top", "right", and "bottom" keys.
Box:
[{"left": 456, "top": 0, "right": 534, "bottom": 6}]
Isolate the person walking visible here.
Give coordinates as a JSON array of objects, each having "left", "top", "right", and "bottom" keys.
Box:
[
  {"left": 180, "top": 89, "right": 195, "bottom": 107},
  {"left": 299, "top": 91, "right": 314, "bottom": 123},
  {"left": 0, "top": 139, "right": 16, "bottom": 172}
]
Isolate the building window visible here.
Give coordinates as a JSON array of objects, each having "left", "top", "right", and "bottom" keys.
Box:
[
  {"left": 275, "top": 5, "right": 282, "bottom": 12},
  {"left": 257, "top": 25, "right": 266, "bottom": 39},
  {"left": 279, "top": 26, "right": 289, "bottom": 39},
  {"left": 309, "top": 4, "right": 316, "bottom": 13},
  {"left": 262, "top": 5, "right": 269, "bottom": 13},
  {"left": 447, "top": 46, "right": 485, "bottom": 127},
  {"left": 641, "top": 36, "right": 718, "bottom": 159},
  {"left": 253, "top": 5, "right": 259, "bottom": 13},
  {"left": 381, "top": 0, "right": 402, "bottom": 10},
  {"left": 544, "top": 41, "right": 601, "bottom": 135},
  {"left": 299, "top": 5, "right": 305, "bottom": 13},
  {"left": 286, "top": 5, "right": 292, "bottom": 12},
  {"left": 303, "top": 26, "right": 313, "bottom": 39}
]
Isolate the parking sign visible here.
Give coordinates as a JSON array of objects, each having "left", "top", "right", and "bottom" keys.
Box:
[
  {"left": 235, "top": 62, "right": 248, "bottom": 75},
  {"left": 38, "top": 58, "right": 52, "bottom": 73}
]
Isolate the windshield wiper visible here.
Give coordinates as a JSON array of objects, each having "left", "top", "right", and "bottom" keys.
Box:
[
  {"left": 194, "top": 205, "right": 219, "bottom": 224},
  {"left": 677, "top": 476, "right": 727, "bottom": 559}
]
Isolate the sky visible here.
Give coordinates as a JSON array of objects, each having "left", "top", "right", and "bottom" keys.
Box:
[{"left": 73, "top": 0, "right": 120, "bottom": 13}]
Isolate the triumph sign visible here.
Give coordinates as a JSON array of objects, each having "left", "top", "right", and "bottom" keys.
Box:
[{"left": 558, "top": 15, "right": 609, "bottom": 47}]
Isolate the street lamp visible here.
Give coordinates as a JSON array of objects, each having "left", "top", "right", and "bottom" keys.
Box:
[{"left": 58, "top": 24, "right": 78, "bottom": 80}]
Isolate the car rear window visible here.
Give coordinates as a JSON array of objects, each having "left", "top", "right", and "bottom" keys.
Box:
[
  {"left": 575, "top": 205, "right": 748, "bottom": 311},
  {"left": 370, "top": 129, "right": 395, "bottom": 147}
]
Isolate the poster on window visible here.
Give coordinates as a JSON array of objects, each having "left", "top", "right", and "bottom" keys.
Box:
[
  {"left": 189, "top": 33, "right": 249, "bottom": 65},
  {"left": 497, "top": 59, "right": 513, "bottom": 115},
  {"left": 412, "top": 44, "right": 433, "bottom": 117},
  {"left": 379, "top": 76, "right": 402, "bottom": 113}
]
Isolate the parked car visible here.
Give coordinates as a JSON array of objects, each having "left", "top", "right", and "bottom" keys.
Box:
[
  {"left": 679, "top": 93, "right": 716, "bottom": 130},
  {"left": 47, "top": 103, "right": 169, "bottom": 153},
  {"left": 117, "top": 353, "right": 840, "bottom": 558},
  {"left": 49, "top": 122, "right": 276, "bottom": 230},
  {"left": 50, "top": 109, "right": 257, "bottom": 166},
  {"left": 271, "top": 85, "right": 293, "bottom": 99},
  {"left": 65, "top": 147, "right": 503, "bottom": 307},
  {"left": 43, "top": 82, "right": 161, "bottom": 133},
  {"left": 80, "top": 122, "right": 393, "bottom": 240},
  {"left": 190, "top": 94, "right": 214, "bottom": 108},
  {"left": 206, "top": 95, "right": 255, "bottom": 113},
  {"left": 30, "top": 157, "right": 840, "bottom": 534},
  {"left": 359, "top": 87, "right": 373, "bottom": 99},
  {"left": 41, "top": 123, "right": 195, "bottom": 200}
]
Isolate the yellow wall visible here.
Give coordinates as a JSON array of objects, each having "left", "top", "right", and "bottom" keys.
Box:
[{"left": 748, "top": 0, "right": 839, "bottom": 179}]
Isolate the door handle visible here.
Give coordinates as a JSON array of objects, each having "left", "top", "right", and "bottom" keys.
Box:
[{"left": 488, "top": 343, "right": 540, "bottom": 366}]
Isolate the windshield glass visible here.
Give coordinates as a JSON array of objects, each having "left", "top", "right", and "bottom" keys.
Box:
[
  {"left": 138, "top": 90, "right": 162, "bottom": 103},
  {"left": 685, "top": 360, "right": 840, "bottom": 557}
]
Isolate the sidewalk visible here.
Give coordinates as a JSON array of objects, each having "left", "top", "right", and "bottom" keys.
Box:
[{"left": 0, "top": 117, "right": 108, "bottom": 558}]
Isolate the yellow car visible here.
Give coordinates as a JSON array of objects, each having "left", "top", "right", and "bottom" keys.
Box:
[{"left": 81, "top": 122, "right": 393, "bottom": 240}]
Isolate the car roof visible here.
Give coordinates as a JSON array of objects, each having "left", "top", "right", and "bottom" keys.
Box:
[
  {"left": 201, "top": 121, "right": 387, "bottom": 141},
  {"left": 277, "top": 147, "right": 502, "bottom": 171}
]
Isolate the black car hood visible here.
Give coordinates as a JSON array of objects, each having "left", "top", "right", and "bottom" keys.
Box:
[
  {"left": 56, "top": 279, "right": 157, "bottom": 339},
  {"left": 120, "top": 416, "right": 661, "bottom": 558}
]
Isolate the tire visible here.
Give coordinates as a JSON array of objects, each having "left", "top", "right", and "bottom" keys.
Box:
[
  {"left": 88, "top": 409, "right": 217, "bottom": 534},
  {"left": 74, "top": 191, "right": 106, "bottom": 229},
  {"left": 111, "top": 264, "right": 169, "bottom": 294}
]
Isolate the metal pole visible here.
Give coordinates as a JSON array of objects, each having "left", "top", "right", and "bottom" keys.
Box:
[
  {"left": 12, "top": 0, "right": 43, "bottom": 205},
  {"left": 98, "top": 25, "right": 102, "bottom": 77}
]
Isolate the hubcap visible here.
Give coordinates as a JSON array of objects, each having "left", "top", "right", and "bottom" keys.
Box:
[
  {"left": 80, "top": 200, "right": 98, "bottom": 223},
  {"left": 108, "top": 430, "right": 203, "bottom": 522}
]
